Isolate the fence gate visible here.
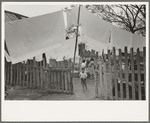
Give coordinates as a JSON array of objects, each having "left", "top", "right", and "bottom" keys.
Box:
[
  {"left": 95, "top": 47, "right": 146, "bottom": 100},
  {"left": 5, "top": 59, "right": 73, "bottom": 94},
  {"left": 43, "top": 67, "right": 73, "bottom": 94}
]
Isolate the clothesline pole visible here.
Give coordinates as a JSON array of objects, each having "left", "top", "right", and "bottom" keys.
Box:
[{"left": 72, "top": 5, "right": 81, "bottom": 72}]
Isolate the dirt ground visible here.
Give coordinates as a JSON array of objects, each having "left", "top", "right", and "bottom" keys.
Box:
[{"left": 5, "top": 78, "right": 100, "bottom": 100}]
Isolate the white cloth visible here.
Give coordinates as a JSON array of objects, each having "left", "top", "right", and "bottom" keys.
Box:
[
  {"left": 110, "top": 25, "right": 132, "bottom": 51},
  {"left": 78, "top": 35, "right": 108, "bottom": 55},
  {"left": 132, "top": 34, "right": 146, "bottom": 51},
  {"left": 5, "top": 50, "right": 11, "bottom": 62},
  {"left": 81, "top": 62, "right": 86, "bottom": 68},
  {"left": 45, "top": 37, "right": 79, "bottom": 62},
  {"left": 35, "top": 54, "right": 43, "bottom": 61},
  {"left": 66, "top": 6, "right": 78, "bottom": 29},
  {"left": 80, "top": 7, "right": 111, "bottom": 44},
  {"left": 5, "top": 10, "right": 66, "bottom": 64},
  {"left": 79, "top": 72, "right": 87, "bottom": 79}
]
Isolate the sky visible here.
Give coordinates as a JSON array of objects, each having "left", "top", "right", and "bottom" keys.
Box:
[{"left": 4, "top": 3, "right": 73, "bottom": 17}]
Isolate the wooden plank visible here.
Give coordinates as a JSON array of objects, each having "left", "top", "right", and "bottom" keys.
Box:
[
  {"left": 5, "top": 63, "right": 7, "bottom": 85},
  {"left": 108, "top": 50, "right": 113, "bottom": 100},
  {"left": 40, "top": 62, "right": 43, "bottom": 89},
  {"left": 99, "top": 58, "right": 103, "bottom": 99},
  {"left": 70, "top": 70, "right": 73, "bottom": 94},
  {"left": 67, "top": 70, "right": 69, "bottom": 92},
  {"left": 48, "top": 68, "right": 51, "bottom": 89},
  {"left": 33, "top": 57, "right": 36, "bottom": 88},
  {"left": 19, "top": 63, "right": 22, "bottom": 86},
  {"left": 103, "top": 62, "right": 107, "bottom": 100},
  {"left": 119, "top": 49, "right": 123, "bottom": 100},
  {"left": 61, "top": 71, "right": 64, "bottom": 90},
  {"left": 56, "top": 71, "right": 58, "bottom": 89},
  {"left": 8, "top": 63, "right": 10, "bottom": 85},
  {"left": 125, "top": 47, "right": 129, "bottom": 100},
  {"left": 113, "top": 47, "right": 118, "bottom": 100},
  {"left": 22, "top": 61, "right": 25, "bottom": 87},
  {"left": 137, "top": 48, "right": 142, "bottom": 100},
  {"left": 26, "top": 60, "right": 29, "bottom": 87},
  {"left": 143, "top": 47, "right": 146, "bottom": 99},
  {"left": 12, "top": 65, "right": 14, "bottom": 86},
  {"left": 130, "top": 48, "right": 135, "bottom": 100},
  {"left": 63, "top": 71, "right": 65, "bottom": 91},
  {"left": 58, "top": 71, "right": 61, "bottom": 90},
  {"left": 29, "top": 61, "right": 32, "bottom": 88},
  {"left": 10, "top": 62, "right": 13, "bottom": 86},
  {"left": 36, "top": 62, "right": 40, "bottom": 89}
]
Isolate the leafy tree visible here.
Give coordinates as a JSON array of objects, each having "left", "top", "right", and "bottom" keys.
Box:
[{"left": 85, "top": 4, "right": 146, "bottom": 36}]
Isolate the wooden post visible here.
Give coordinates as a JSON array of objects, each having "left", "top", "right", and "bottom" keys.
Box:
[
  {"left": 137, "top": 48, "right": 142, "bottom": 100},
  {"left": 99, "top": 58, "right": 103, "bottom": 99},
  {"left": 29, "top": 61, "right": 32, "bottom": 88},
  {"left": 130, "top": 48, "right": 135, "bottom": 100},
  {"left": 33, "top": 57, "right": 36, "bottom": 88},
  {"left": 113, "top": 47, "right": 118, "bottom": 100},
  {"left": 36, "top": 62, "right": 39, "bottom": 89},
  {"left": 119, "top": 49, "right": 123, "bottom": 100},
  {"left": 40, "top": 61, "right": 43, "bottom": 89},
  {"left": 125, "top": 47, "right": 129, "bottom": 100},
  {"left": 26, "top": 60, "right": 29, "bottom": 88},
  {"left": 143, "top": 47, "right": 146, "bottom": 99},
  {"left": 23, "top": 61, "right": 25, "bottom": 87},
  {"left": 10, "top": 62, "right": 13, "bottom": 86},
  {"left": 108, "top": 50, "right": 113, "bottom": 100},
  {"left": 103, "top": 62, "right": 107, "bottom": 100}
]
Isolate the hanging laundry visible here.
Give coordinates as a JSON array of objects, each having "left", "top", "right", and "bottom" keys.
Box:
[
  {"left": 80, "top": 7, "right": 111, "bottom": 44},
  {"left": 66, "top": 6, "right": 78, "bottom": 29},
  {"left": 110, "top": 25, "right": 132, "bottom": 51},
  {"left": 132, "top": 33, "right": 146, "bottom": 51},
  {"left": 35, "top": 54, "right": 43, "bottom": 61},
  {"left": 78, "top": 35, "right": 108, "bottom": 55},
  {"left": 5, "top": 50, "right": 11, "bottom": 62},
  {"left": 5, "top": 10, "right": 66, "bottom": 64},
  {"left": 45, "top": 37, "right": 79, "bottom": 62}
]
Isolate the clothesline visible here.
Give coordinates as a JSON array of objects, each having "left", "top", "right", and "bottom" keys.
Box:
[{"left": 5, "top": 6, "right": 146, "bottom": 64}]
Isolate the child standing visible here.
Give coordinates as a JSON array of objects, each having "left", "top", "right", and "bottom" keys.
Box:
[{"left": 79, "top": 68, "right": 88, "bottom": 92}]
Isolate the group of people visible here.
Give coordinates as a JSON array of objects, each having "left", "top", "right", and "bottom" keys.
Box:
[{"left": 79, "top": 58, "right": 95, "bottom": 92}]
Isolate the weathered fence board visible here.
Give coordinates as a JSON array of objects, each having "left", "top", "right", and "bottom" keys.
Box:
[
  {"left": 95, "top": 47, "right": 146, "bottom": 100},
  {"left": 125, "top": 47, "right": 129, "bottom": 100}
]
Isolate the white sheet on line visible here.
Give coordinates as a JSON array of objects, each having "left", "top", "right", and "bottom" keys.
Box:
[
  {"left": 66, "top": 6, "right": 78, "bottom": 29},
  {"left": 5, "top": 50, "right": 11, "bottom": 62},
  {"left": 132, "top": 33, "right": 146, "bottom": 51},
  {"left": 80, "top": 7, "right": 111, "bottom": 44},
  {"left": 45, "top": 37, "right": 79, "bottom": 62},
  {"left": 110, "top": 25, "right": 132, "bottom": 51},
  {"left": 5, "top": 10, "right": 66, "bottom": 64},
  {"left": 78, "top": 35, "right": 109, "bottom": 55}
]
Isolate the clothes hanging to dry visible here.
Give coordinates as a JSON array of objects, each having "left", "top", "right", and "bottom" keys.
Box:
[
  {"left": 110, "top": 25, "right": 132, "bottom": 51},
  {"left": 5, "top": 10, "right": 66, "bottom": 64},
  {"left": 132, "top": 33, "right": 146, "bottom": 51},
  {"left": 80, "top": 7, "right": 111, "bottom": 44}
]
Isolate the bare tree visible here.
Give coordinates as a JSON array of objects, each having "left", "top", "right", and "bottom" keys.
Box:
[{"left": 86, "top": 4, "right": 146, "bottom": 36}]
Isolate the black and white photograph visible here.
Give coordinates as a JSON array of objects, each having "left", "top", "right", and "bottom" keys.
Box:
[{"left": 2, "top": 1, "right": 149, "bottom": 121}]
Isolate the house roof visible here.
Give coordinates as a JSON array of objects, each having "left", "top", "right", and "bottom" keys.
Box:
[{"left": 5, "top": 10, "right": 28, "bottom": 22}]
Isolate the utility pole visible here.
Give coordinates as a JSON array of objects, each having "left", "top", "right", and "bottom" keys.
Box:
[
  {"left": 72, "top": 5, "right": 81, "bottom": 72},
  {"left": 71, "top": 5, "right": 81, "bottom": 94}
]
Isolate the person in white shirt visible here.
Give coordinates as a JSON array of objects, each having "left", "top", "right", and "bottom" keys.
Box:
[{"left": 79, "top": 68, "right": 88, "bottom": 92}]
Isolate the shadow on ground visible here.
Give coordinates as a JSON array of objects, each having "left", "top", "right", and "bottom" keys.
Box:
[{"left": 5, "top": 78, "right": 100, "bottom": 100}]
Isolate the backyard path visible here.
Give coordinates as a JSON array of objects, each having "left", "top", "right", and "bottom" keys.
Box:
[{"left": 5, "top": 78, "right": 99, "bottom": 100}]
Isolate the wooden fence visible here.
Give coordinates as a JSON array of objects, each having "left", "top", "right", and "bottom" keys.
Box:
[
  {"left": 95, "top": 47, "right": 146, "bottom": 100},
  {"left": 5, "top": 57, "right": 73, "bottom": 94}
]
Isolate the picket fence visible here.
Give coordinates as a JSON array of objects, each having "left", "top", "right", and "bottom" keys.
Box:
[
  {"left": 95, "top": 47, "right": 146, "bottom": 100},
  {"left": 5, "top": 57, "right": 73, "bottom": 94}
]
